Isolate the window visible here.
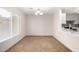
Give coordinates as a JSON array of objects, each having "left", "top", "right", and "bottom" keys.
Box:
[{"left": 0, "top": 8, "right": 20, "bottom": 40}]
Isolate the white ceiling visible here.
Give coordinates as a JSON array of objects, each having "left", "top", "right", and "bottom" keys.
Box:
[
  {"left": 19, "top": 7, "right": 79, "bottom": 15},
  {"left": 62, "top": 7, "right": 79, "bottom": 13},
  {"left": 19, "top": 7, "right": 59, "bottom": 15}
]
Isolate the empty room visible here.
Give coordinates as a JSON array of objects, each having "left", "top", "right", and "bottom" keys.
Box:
[{"left": 0, "top": 7, "right": 79, "bottom": 52}]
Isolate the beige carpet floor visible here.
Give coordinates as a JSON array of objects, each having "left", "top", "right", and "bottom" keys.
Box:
[{"left": 7, "top": 36, "right": 71, "bottom": 52}]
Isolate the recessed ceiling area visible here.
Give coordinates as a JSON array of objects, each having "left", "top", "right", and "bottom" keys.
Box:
[{"left": 19, "top": 7, "right": 79, "bottom": 15}]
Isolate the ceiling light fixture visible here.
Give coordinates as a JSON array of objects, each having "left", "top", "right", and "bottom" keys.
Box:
[{"left": 35, "top": 9, "right": 43, "bottom": 16}]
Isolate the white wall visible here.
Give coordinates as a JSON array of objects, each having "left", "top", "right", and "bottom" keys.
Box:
[
  {"left": 26, "top": 15, "right": 53, "bottom": 36},
  {"left": 52, "top": 9, "right": 79, "bottom": 52},
  {"left": 0, "top": 7, "right": 27, "bottom": 51}
]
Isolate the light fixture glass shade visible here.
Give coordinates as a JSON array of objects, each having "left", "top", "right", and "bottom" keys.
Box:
[
  {"left": 40, "top": 12, "right": 43, "bottom": 15},
  {"left": 35, "top": 12, "right": 38, "bottom": 15}
]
